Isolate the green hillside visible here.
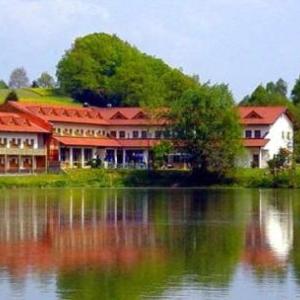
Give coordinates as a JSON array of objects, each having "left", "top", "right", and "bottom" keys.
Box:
[{"left": 0, "top": 88, "right": 79, "bottom": 106}]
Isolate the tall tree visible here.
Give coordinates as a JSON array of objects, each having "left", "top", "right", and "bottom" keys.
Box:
[
  {"left": 9, "top": 67, "right": 29, "bottom": 88},
  {"left": 57, "top": 33, "right": 198, "bottom": 107},
  {"left": 169, "top": 85, "right": 242, "bottom": 180},
  {"left": 292, "top": 76, "right": 300, "bottom": 106},
  {"left": 36, "top": 72, "right": 55, "bottom": 88},
  {"left": 0, "top": 80, "right": 8, "bottom": 89},
  {"left": 240, "top": 80, "right": 289, "bottom": 107}
]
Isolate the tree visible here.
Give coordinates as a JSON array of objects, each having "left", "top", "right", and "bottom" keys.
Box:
[
  {"left": 152, "top": 141, "right": 173, "bottom": 169},
  {"left": 240, "top": 80, "right": 289, "bottom": 107},
  {"left": 292, "top": 76, "right": 300, "bottom": 106},
  {"left": 36, "top": 72, "right": 55, "bottom": 88},
  {"left": 57, "top": 33, "right": 198, "bottom": 107},
  {"left": 9, "top": 67, "right": 29, "bottom": 88},
  {"left": 5, "top": 90, "right": 19, "bottom": 102},
  {"left": 0, "top": 80, "right": 8, "bottom": 89},
  {"left": 169, "top": 85, "right": 242, "bottom": 180}
]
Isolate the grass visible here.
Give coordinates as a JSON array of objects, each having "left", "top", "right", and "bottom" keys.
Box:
[
  {"left": 0, "top": 169, "right": 192, "bottom": 189},
  {"left": 0, "top": 88, "right": 79, "bottom": 106},
  {"left": 0, "top": 167, "right": 297, "bottom": 189}
]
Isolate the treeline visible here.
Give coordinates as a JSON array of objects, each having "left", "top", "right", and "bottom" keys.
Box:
[{"left": 0, "top": 68, "right": 56, "bottom": 89}]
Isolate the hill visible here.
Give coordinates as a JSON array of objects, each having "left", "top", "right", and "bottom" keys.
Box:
[{"left": 0, "top": 88, "right": 78, "bottom": 106}]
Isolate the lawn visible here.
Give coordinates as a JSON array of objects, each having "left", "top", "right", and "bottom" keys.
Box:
[{"left": 0, "top": 88, "right": 79, "bottom": 106}]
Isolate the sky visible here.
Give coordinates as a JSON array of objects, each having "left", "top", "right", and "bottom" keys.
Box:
[{"left": 0, "top": 0, "right": 300, "bottom": 101}]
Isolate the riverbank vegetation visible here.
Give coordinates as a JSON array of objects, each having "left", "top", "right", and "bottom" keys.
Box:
[{"left": 0, "top": 168, "right": 299, "bottom": 189}]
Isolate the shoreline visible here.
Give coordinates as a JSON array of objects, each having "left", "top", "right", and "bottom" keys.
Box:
[{"left": 0, "top": 168, "right": 297, "bottom": 189}]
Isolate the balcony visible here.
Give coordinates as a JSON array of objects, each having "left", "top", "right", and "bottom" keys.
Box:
[{"left": 0, "top": 148, "right": 47, "bottom": 156}]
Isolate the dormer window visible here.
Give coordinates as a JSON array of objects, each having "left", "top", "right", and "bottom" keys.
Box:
[
  {"left": 111, "top": 112, "right": 128, "bottom": 120},
  {"left": 245, "top": 111, "right": 263, "bottom": 119}
]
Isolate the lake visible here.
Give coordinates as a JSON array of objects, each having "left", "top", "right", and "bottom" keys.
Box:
[{"left": 0, "top": 188, "right": 299, "bottom": 300}]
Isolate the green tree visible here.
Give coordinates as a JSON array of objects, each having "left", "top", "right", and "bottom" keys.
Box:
[
  {"left": 292, "top": 75, "right": 300, "bottom": 106},
  {"left": 169, "top": 85, "right": 242, "bottom": 179},
  {"left": 57, "top": 33, "right": 198, "bottom": 107},
  {"left": 240, "top": 80, "right": 289, "bottom": 106},
  {"left": 5, "top": 90, "right": 19, "bottom": 102},
  {"left": 152, "top": 141, "right": 173, "bottom": 169},
  {"left": 0, "top": 80, "right": 8, "bottom": 89},
  {"left": 36, "top": 72, "right": 55, "bottom": 88},
  {"left": 9, "top": 67, "right": 29, "bottom": 88}
]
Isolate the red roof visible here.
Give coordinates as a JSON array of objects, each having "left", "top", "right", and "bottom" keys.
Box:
[
  {"left": 54, "top": 136, "right": 162, "bottom": 148},
  {"left": 117, "top": 139, "right": 162, "bottom": 148},
  {"left": 7, "top": 102, "right": 166, "bottom": 126},
  {"left": 53, "top": 136, "right": 119, "bottom": 147},
  {"left": 243, "top": 138, "right": 270, "bottom": 147},
  {"left": 239, "top": 106, "right": 288, "bottom": 125},
  {"left": 8, "top": 102, "right": 108, "bottom": 126},
  {"left": 0, "top": 112, "right": 49, "bottom": 133}
]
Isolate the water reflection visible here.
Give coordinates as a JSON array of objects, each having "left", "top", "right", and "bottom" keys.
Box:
[{"left": 0, "top": 189, "right": 298, "bottom": 299}]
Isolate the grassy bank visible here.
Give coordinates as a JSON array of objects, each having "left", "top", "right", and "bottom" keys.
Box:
[
  {"left": 0, "top": 169, "right": 191, "bottom": 188},
  {"left": 0, "top": 88, "right": 77, "bottom": 105},
  {"left": 0, "top": 168, "right": 298, "bottom": 189}
]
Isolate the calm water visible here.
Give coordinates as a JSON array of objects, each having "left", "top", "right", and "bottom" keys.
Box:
[{"left": 0, "top": 188, "right": 299, "bottom": 299}]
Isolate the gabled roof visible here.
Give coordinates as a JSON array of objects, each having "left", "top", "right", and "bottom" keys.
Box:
[
  {"left": 0, "top": 112, "right": 49, "bottom": 133},
  {"left": 7, "top": 102, "right": 107, "bottom": 126},
  {"left": 239, "top": 106, "right": 289, "bottom": 125},
  {"left": 6, "top": 102, "right": 167, "bottom": 126}
]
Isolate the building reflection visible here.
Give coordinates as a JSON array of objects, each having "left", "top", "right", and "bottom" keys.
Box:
[
  {"left": 0, "top": 190, "right": 166, "bottom": 278},
  {"left": 243, "top": 190, "right": 293, "bottom": 271}
]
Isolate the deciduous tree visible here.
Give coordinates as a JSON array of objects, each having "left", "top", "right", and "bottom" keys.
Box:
[{"left": 9, "top": 67, "right": 29, "bottom": 88}]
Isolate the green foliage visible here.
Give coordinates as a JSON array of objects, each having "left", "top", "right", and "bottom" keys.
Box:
[
  {"left": 36, "top": 72, "right": 55, "bottom": 88},
  {"left": 169, "top": 85, "right": 242, "bottom": 178},
  {"left": 267, "top": 148, "right": 291, "bottom": 175},
  {"left": 240, "top": 79, "right": 289, "bottom": 106},
  {"left": 5, "top": 90, "right": 18, "bottom": 102},
  {"left": 292, "top": 75, "right": 300, "bottom": 106},
  {"left": 0, "top": 88, "right": 76, "bottom": 105},
  {"left": 152, "top": 141, "right": 173, "bottom": 169},
  {"left": 0, "top": 80, "right": 8, "bottom": 89},
  {"left": 57, "top": 33, "right": 198, "bottom": 107}
]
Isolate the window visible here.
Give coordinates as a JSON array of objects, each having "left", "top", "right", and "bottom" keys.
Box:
[
  {"left": 110, "top": 131, "right": 117, "bottom": 138},
  {"left": 164, "top": 130, "right": 171, "bottom": 138},
  {"left": 133, "top": 131, "right": 139, "bottom": 138},
  {"left": 119, "top": 131, "right": 126, "bottom": 139},
  {"left": 287, "top": 132, "right": 291, "bottom": 140},
  {"left": 141, "top": 131, "right": 147, "bottom": 138},
  {"left": 254, "top": 130, "right": 261, "bottom": 138},
  {"left": 155, "top": 131, "right": 162, "bottom": 139},
  {"left": 282, "top": 131, "right": 285, "bottom": 139},
  {"left": 245, "top": 130, "right": 252, "bottom": 138}
]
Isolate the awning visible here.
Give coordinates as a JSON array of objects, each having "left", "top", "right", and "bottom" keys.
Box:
[
  {"left": 53, "top": 136, "right": 119, "bottom": 147},
  {"left": 243, "top": 138, "right": 270, "bottom": 147},
  {"left": 53, "top": 136, "right": 162, "bottom": 148}
]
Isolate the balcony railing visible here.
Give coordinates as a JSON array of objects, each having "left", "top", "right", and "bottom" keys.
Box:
[{"left": 0, "top": 148, "right": 47, "bottom": 156}]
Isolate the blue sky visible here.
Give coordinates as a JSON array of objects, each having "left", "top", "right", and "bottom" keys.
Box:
[{"left": 0, "top": 0, "right": 300, "bottom": 100}]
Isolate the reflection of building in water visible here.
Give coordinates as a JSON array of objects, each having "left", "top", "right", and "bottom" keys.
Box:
[
  {"left": 243, "top": 190, "right": 293, "bottom": 269},
  {"left": 0, "top": 190, "right": 166, "bottom": 277}
]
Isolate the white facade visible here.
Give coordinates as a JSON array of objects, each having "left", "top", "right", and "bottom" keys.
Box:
[{"left": 239, "top": 113, "right": 293, "bottom": 168}]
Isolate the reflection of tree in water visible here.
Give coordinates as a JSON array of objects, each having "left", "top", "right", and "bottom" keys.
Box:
[
  {"left": 1, "top": 188, "right": 291, "bottom": 299},
  {"left": 243, "top": 190, "right": 293, "bottom": 280}
]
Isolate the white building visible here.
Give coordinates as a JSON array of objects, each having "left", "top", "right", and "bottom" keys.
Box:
[{"left": 238, "top": 107, "right": 293, "bottom": 168}]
